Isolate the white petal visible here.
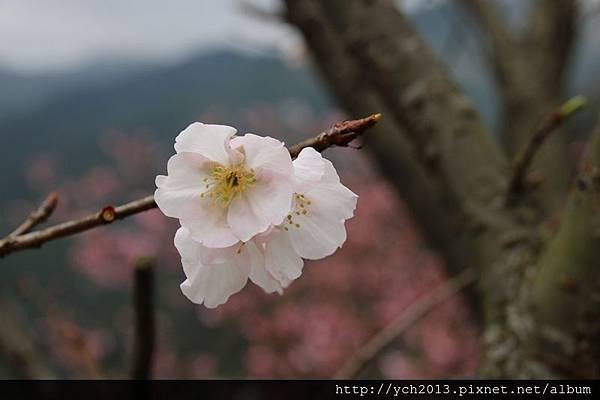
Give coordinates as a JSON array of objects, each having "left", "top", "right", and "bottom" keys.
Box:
[
  {"left": 175, "top": 228, "right": 249, "bottom": 308},
  {"left": 292, "top": 147, "right": 325, "bottom": 193},
  {"left": 231, "top": 134, "right": 292, "bottom": 177},
  {"left": 155, "top": 175, "right": 167, "bottom": 186},
  {"left": 226, "top": 195, "right": 265, "bottom": 243},
  {"left": 248, "top": 266, "right": 285, "bottom": 294},
  {"left": 175, "top": 227, "right": 238, "bottom": 277},
  {"left": 227, "top": 171, "right": 293, "bottom": 242},
  {"left": 180, "top": 264, "right": 248, "bottom": 308},
  {"left": 286, "top": 213, "right": 348, "bottom": 260},
  {"left": 174, "top": 122, "right": 237, "bottom": 165},
  {"left": 154, "top": 152, "right": 209, "bottom": 219},
  {"left": 180, "top": 204, "right": 240, "bottom": 248},
  {"left": 264, "top": 229, "right": 304, "bottom": 283},
  {"left": 246, "top": 241, "right": 285, "bottom": 294},
  {"left": 307, "top": 157, "right": 358, "bottom": 221},
  {"left": 174, "top": 227, "right": 202, "bottom": 277}
]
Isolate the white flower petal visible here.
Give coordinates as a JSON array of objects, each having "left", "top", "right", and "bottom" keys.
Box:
[
  {"left": 180, "top": 264, "right": 248, "bottom": 308},
  {"left": 159, "top": 125, "right": 299, "bottom": 250},
  {"left": 232, "top": 134, "right": 292, "bottom": 176},
  {"left": 226, "top": 195, "right": 264, "bottom": 243},
  {"left": 264, "top": 229, "right": 304, "bottom": 283},
  {"left": 308, "top": 157, "right": 358, "bottom": 221},
  {"left": 175, "top": 227, "right": 249, "bottom": 308},
  {"left": 175, "top": 227, "right": 238, "bottom": 278},
  {"left": 286, "top": 213, "right": 348, "bottom": 260},
  {"left": 174, "top": 227, "right": 202, "bottom": 278},
  {"left": 227, "top": 171, "right": 293, "bottom": 242},
  {"left": 154, "top": 152, "right": 209, "bottom": 219},
  {"left": 246, "top": 241, "right": 285, "bottom": 294},
  {"left": 180, "top": 204, "right": 240, "bottom": 248},
  {"left": 155, "top": 175, "right": 167, "bottom": 186},
  {"left": 292, "top": 147, "right": 325, "bottom": 193},
  {"left": 174, "top": 122, "right": 237, "bottom": 165}
]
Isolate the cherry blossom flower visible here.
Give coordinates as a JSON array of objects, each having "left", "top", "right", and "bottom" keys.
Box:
[
  {"left": 155, "top": 123, "right": 294, "bottom": 248},
  {"left": 175, "top": 147, "right": 357, "bottom": 307}
]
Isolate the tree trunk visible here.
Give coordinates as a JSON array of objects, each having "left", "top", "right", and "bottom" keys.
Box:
[{"left": 284, "top": 0, "right": 599, "bottom": 378}]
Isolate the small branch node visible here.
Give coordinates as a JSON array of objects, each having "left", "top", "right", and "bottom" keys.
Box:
[{"left": 100, "top": 206, "right": 116, "bottom": 223}]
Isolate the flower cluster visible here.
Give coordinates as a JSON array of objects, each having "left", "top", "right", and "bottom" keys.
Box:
[{"left": 155, "top": 123, "right": 357, "bottom": 307}]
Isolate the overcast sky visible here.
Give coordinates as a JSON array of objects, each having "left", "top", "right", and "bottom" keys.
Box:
[{"left": 0, "top": 0, "right": 443, "bottom": 74}]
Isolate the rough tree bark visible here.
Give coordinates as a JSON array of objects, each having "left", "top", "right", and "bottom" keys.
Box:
[
  {"left": 284, "top": 0, "right": 599, "bottom": 378},
  {"left": 528, "top": 127, "right": 600, "bottom": 378}
]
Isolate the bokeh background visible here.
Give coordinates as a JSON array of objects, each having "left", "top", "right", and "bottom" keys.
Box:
[{"left": 0, "top": 0, "right": 599, "bottom": 378}]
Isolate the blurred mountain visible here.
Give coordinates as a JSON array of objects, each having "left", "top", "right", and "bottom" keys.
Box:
[
  {"left": 0, "top": 59, "right": 157, "bottom": 121},
  {"left": 1, "top": 0, "right": 599, "bottom": 206},
  {"left": 0, "top": 0, "right": 489, "bottom": 207},
  {"left": 0, "top": 51, "right": 332, "bottom": 204}
]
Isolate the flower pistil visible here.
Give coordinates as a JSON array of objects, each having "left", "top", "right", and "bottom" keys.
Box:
[{"left": 201, "top": 164, "right": 256, "bottom": 207}]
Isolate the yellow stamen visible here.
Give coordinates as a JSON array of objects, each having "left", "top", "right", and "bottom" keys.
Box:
[
  {"left": 283, "top": 192, "right": 313, "bottom": 231},
  {"left": 201, "top": 164, "right": 256, "bottom": 207}
]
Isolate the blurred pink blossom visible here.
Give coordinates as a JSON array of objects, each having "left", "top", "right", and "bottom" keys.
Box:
[
  {"left": 70, "top": 229, "right": 157, "bottom": 287},
  {"left": 24, "top": 108, "right": 479, "bottom": 379}
]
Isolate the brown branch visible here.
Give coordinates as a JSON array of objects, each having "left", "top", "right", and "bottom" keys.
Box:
[
  {"left": 526, "top": 120, "right": 600, "bottom": 378},
  {"left": 131, "top": 257, "right": 155, "bottom": 380},
  {"left": 284, "top": 0, "right": 487, "bottom": 306},
  {"left": 287, "top": 113, "right": 380, "bottom": 157},
  {"left": 508, "top": 96, "right": 586, "bottom": 198},
  {"left": 334, "top": 267, "right": 477, "bottom": 379},
  {"left": 315, "top": 0, "right": 510, "bottom": 218},
  {"left": 526, "top": 0, "right": 578, "bottom": 86},
  {"left": 7, "top": 192, "right": 58, "bottom": 238},
  {"left": 0, "top": 114, "right": 380, "bottom": 258},
  {"left": 0, "top": 195, "right": 157, "bottom": 258}
]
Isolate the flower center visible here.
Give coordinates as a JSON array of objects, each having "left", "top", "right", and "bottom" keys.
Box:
[{"left": 201, "top": 164, "right": 256, "bottom": 207}]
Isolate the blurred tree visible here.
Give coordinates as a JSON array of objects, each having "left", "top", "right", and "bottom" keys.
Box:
[{"left": 284, "top": 0, "right": 599, "bottom": 378}]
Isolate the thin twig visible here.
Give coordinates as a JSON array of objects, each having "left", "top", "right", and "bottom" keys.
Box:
[
  {"left": 508, "top": 96, "right": 586, "bottom": 198},
  {"left": 7, "top": 192, "right": 58, "bottom": 238},
  {"left": 287, "top": 113, "right": 381, "bottom": 157},
  {"left": 0, "top": 195, "right": 157, "bottom": 258},
  {"left": 131, "top": 257, "right": 155, "bottom": 380},
  {"left": 334, "top": 267, "right": 477, "bottom": 379},
  {"left": 0, "top": 114, "right": 380, "bottom": 258}
]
